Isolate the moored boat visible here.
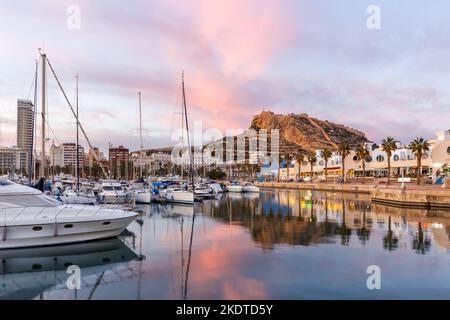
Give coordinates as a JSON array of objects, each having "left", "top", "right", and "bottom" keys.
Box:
[{"left": 0, "top": 179, "right": 137, "bottom": 249}]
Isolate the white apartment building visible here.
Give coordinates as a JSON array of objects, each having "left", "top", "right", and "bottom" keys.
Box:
[{"left": 49, "top": 142, "right": 84, "bottom": 168}]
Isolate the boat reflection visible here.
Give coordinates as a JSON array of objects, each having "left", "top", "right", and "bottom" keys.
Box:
[
  {"left": 0, "top": 238, "right": 138, "bottom": 300},
  {"left": 197, "top": 189, "right": 448, "bottom": 253}
]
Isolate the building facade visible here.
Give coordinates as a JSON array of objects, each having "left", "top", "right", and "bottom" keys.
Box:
[
  {"left": 49, "top": 142, "right": 85, "bottom": 169},
  {"left": 277, "top": 130, "right": 450, "bottom": 182},
  {"left": 16, "top": 99, "right": 34, "bottom": 173},
  {"left": 109, "top": 145, "right": 130, "bottom": 179},
  {"left": 0, "top": 147, "right": 27, "bottom": 175}
]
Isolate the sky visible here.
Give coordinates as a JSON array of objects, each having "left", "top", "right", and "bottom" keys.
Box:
[{"left": 1, "top": 0, "right": 450, "bottom": 153}]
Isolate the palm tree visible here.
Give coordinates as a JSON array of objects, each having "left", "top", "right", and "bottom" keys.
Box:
[
  {"left": 381, "top": 137, "right": 397, "bottom": 186},
  {"left": 337, "top": 140, "right": 351, "bottom": 182},
  {"left": 294, "top": 153, "right": 305, "bottom": 181},
  {"left": 409, "top": 137, "right": 430, "bottom": 186},
  {"left": 277, "top": 153, "right": 284, "bottom": 182},
  {"left": 321, "top": 149, "right": 332, "bottom": 183},
  {"left": 307, "top": 152, "right": 317, "bottom": 183},
  {"left": 285, "top": 153, "right": 293, "bottom": 182},
  {"left": 355, "top": 143, "right": 370, "bottom": 183}
]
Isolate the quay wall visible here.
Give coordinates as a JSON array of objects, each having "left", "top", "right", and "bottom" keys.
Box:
[{"left": 255, "top": 182, "right": 450, "bottom": 209}]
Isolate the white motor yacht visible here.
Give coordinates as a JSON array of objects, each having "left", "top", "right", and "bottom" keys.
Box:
[
  {"left": 194, "top": 184, "right": 212, "bottom": 197},
  {"left": 58, "top": 189, "right": 97, "bottom": 205},
  {"left": 134, "top": 189, "right": 152, "bottom": 204},
  {"left": 160, "top": 187, "right": 194, "bottom": 205},
  {"left": 0, "top": 180, "right": 137, "bottom": 249},
  {"left": 98, "top": 181, "right": 129, "bottom": 204},
  {"left": 242, "top": 182, "right": 260, "bottom": 193},
  {"left": 227, "top": 182, "right": 243, "bottom": 193}
]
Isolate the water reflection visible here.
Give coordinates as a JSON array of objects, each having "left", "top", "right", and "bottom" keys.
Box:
[
  {"left": 0, "top": 238, "right": 137, "bottom": 300},
  {"left": 198, "top": 189, "right": 450, "bottom": 254},
  {"left": 1, "top": 188, "right": 449, "bottom": 299}
]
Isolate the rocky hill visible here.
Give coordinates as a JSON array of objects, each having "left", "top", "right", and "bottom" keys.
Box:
[{"left": 248, "top": 111, "right": 369, "bottom": 153}]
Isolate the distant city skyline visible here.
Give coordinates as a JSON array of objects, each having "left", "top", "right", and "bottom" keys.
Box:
[{"left": 1, "top": 0, "right": 450, "bottom": 153}]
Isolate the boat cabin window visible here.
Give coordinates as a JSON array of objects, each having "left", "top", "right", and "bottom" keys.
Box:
[{"left": 103, "top": 186, "right": 122, "bottom": 191}]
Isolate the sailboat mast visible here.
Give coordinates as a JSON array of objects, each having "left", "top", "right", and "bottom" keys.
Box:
[
  {"left": 181, "top": 72, "right": 194, "bottom": 187},
  {"left": 29, "top": 59, "right": 38, "bottom": 185},
  {"left": 138, "top": 91, "right": 143, "bottom": 179},
  {"left": 40, "top": 51, "right": 46, "bottom": 178},
  {"left": 75, "top": 74, "right": 80, "bottom": 193}
]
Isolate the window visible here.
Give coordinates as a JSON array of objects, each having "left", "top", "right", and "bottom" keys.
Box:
[
  {"left": 376, "top": 155, "right": 384, "bottom": 162},
  {"left": 447, "top": 146, "right": 450, "bottom": 154},
  {"left": 393, "top": 154, "right": 399, "bottom": 161},
  {"left": 32, "top": 226, "right": 43, "bottom": 231},
  {"left": 365, "top": 156, "right": 372, "bottom": 163},
  {"left": 353, "top": 156, "right": 359, "bottom": 161}
]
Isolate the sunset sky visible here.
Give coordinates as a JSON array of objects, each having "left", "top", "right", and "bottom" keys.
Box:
[{"left": 1, "top": 0, "right": 450, "bottom": 153}]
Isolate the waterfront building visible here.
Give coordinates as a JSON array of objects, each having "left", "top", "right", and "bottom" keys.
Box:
[
  {"left": 16, "top": 99, "right": 34, "bottom": 173},
  {"left": 0, "top": 146, "right": 27, "bottom": 175},
  {"left": 49, "top": 142, "right": 85, "bottom": 173},
  {"left": 109, "top": 145, "right": 130, "bottom": 179},
  {"left": 277, "top": 130, "right": 450, "bottom": 182},
  {"left": 87, "top": 147, "right": 105, "bottom": 167}
]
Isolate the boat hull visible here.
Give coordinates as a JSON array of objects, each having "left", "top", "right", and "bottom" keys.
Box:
[
  {"left": 0, "top": 215, "right": 137, "bottom": 250},
  {"left": 228, "top": 185, "right": 243, "bottom": 193},
  {"left": 243, "top": 186, "right": 260, "bottom": 193},
  {"left": 134, "top": 191, "right": 152, "bottom": 204}
]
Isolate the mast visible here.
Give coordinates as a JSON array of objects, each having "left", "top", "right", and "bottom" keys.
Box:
[
  {"left": 75, "top": 74, "right": 80, "bottom": 193},
  {"left": 181, "top": 72, "right": 194, "bottom": 188},
  {"left": 29, "top": 59, "right": 38, "bottom": 185},
  {"left": 40, "top": 51, "right": 46, "bottom": 178},
  {"left": 138, "top": 91, "right": 143, "bottom": 179}
]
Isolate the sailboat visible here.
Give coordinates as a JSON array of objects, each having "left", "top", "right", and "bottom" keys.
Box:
[
  {"left": 160, "top": 72, "right": 194, "bottom": 205},
  {"left": 133, "top": 92, "right": 152, "bottom": 204}
]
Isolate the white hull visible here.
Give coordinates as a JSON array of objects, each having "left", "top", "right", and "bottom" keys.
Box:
[
  {"left": 134, "top": 190, "right": 152, "bottom": 204},
  {"left": 0, "top": 216, "right": 136, "bottom": 249},
  {"left": 243, "top": 186, "right": 260, "bottom": 193},
  {"left": 228, "top": 185, "right": 243, "bottom": 193},
  {"left": 162, "top": 190, "right": 194, "bottom": 204}
]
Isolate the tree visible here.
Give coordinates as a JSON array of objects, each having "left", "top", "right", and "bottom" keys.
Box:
[
  {"left": 355, "top": 143, "right": 370, "bottom": 183},
  {"left": 294, "top": 153, "right": 305, "bottom": 181},
  {"left": 284, "top": 153, "right": 292, "bottom": 181},
  {"left": 321, "top": 149, "right": 332, "bottom": 183},
  {"left": 307, "top": 152, "right": 317, "bottom": 183},
  {"left": 381, "top": 137, "right": 397, "bottom": 186},
  {"left": 337, "top": 140, "right": 351, "bottom": 182},
  {"left": 409, "top": 137, "right": 430, "bottom": 186}
]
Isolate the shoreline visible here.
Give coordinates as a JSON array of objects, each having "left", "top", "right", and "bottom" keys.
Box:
[{"left": 255, "top": 181, "right": 450, "bottom": 209}]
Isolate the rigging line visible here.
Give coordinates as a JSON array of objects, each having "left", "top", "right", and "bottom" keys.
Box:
[
  {"left": 44, "top": 118, "right": 61, "bottom": 145},
  {"left": 26, "top": 67, "right": 37, "bottom": 101},
  {"left": 46, "top": 57, "right": 108, "bottom": 178}
]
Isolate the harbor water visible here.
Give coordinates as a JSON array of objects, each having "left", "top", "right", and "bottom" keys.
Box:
[{"left": 1, "top": 188, "right": 450, "bottom": 300}]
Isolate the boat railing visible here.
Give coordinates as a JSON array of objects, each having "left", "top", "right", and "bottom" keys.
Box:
[{"left": 0, "top": 201, "right": 135, "bottom": 226}]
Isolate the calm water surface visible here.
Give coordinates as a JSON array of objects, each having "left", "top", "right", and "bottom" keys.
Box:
[{"left": 1, "top": 188, "right": 450, "bottom": 299}]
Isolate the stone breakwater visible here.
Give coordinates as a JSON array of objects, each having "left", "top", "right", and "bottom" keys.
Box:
[{"left": 256, "top": 182, "right": 450, "bottom": 209}]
